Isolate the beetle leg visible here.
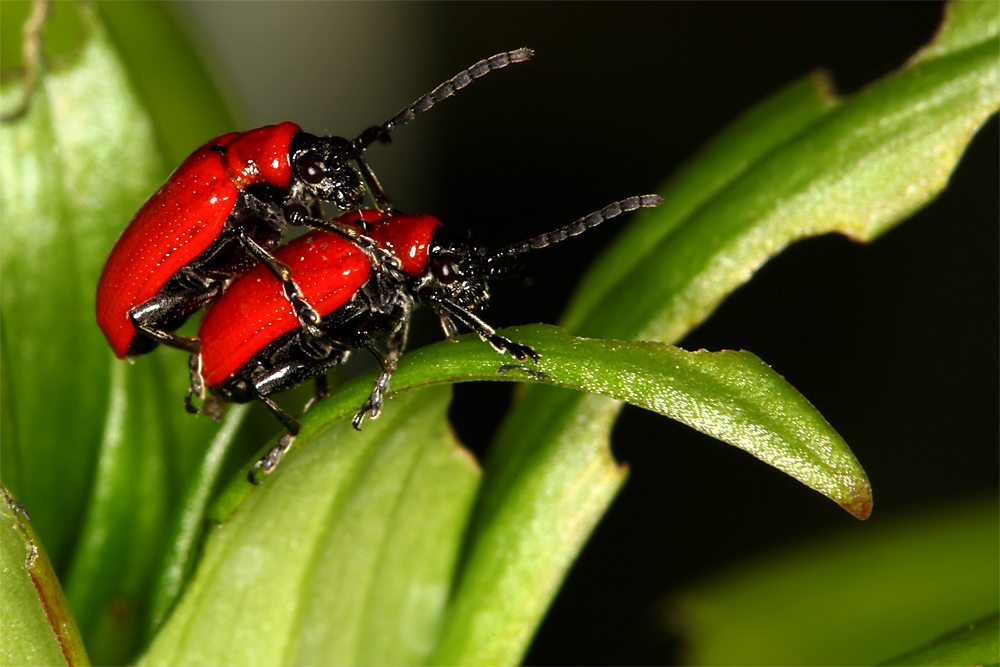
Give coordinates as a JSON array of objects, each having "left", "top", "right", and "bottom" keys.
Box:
[
  {"left": 237, "top": 230, "right": 330, "bottom": 349},
  {"left": 249, "top": 432, "right": 296, "bottom": 483},
  {"left": 247, "top": 395, "right": 302, "bottom": 483},
  {"left": 436, "top": 308, "right": 460, "bottom": 340},
  {"left": 353, "top": 155, "right": 395, "bottom": 213},
  {"left": 286, "top": 211, "right": 402, "bottom": 278},
  {"left": 428, "top": 295, "right": 539, "bottom": 361},
  {"left": 352, "top": 342, "right": 397, "bottom": 431},
  {"left": 188, "top": 352, "right": 205, "bottom": 401},
  {"left": 386, "top": 317, "right": 410, "bottom": 361},
  {"left": 128, "top": 283, "right": 224, "bottom": 353},
  {"left": 303, "top": 373, "right": 330, "bottom": 413}
]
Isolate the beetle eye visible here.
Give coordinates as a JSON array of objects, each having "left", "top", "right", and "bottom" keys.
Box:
[
  {"left": 298, "top": 152, "right": 325, "bottom": 184},
  {"left": 431, "top": 254, "right": 460, "bottom": 284}
]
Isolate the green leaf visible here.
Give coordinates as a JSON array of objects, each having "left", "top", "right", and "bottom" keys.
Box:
[
  {"left": 436, "top": 2, "right": 999, "bottom": 664},
  {"left": 669, "top": 499, "right": 999, "bottom": 666},
  {"left": 565, "top": 2, "right": 999, "bottom": 344},
  {"left": 886, "top": 612, "right": 1000, "bottom": 667},
  {"left": 211, "top": 325, "right": 869, "bottom": 524},
  {"left": 151, "top": 324, "right": 864, "bottom": 663},
  {"left": 1, "top": 486, "right": 90, "bottom": 666},
  {"left": 1, "top": 3, "right": 240, "bottom": 663},
  {"left": 1, "top": 1, "right": 166, "bottom": 571},
  {"left": 138, "top": 385, "right": 480, "bottom": 667}
]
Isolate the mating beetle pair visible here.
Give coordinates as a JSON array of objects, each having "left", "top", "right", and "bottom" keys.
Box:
[
  {"left": 96, "top": 49, "right": 533, "bottom": 359},
  {"left": 188, "top": 197, "right": 661, "bottom": 477}
]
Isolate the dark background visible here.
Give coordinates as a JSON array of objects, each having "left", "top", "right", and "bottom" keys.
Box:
[{"left": 177, "top": 4, "right": 998, "bottom": 664}]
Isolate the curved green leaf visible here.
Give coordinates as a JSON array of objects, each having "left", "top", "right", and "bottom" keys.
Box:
[
  {"left": 1, "top": 486, "right": 89, "bottom": 666},
  {"left": 670, "top": 499, "right": 999, "bottom": 666},
  {"left": 565, "top": 1, "right": 999, "bottom": 342},
  {"left": 436, "top": 3, "right": 999, "bottom": 664},
  {"left": 153, "top": 323, "right": 866, "bottom": 664},
  {"left": 139, "top": 386, "right": 480, "bottom": 666},
  {"left": 211, "top": 325, "right": 869, "bottom": 524}
]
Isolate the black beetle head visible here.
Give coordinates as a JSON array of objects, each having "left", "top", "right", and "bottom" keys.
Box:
[
  {"left": 290, "top": 134, "right": 365, "bottom": 211},
  {"left": 423, "top": 228, "right": 497, "bottom": 310}
]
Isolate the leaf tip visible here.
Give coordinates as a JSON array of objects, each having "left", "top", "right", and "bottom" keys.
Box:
[{"left": 841, "top": 488, "right": 873, "bottom": 521}]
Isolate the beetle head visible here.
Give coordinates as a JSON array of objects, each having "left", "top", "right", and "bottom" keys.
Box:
[
  {"left": 422, "top": 228, "right": 497, "bottom": 311},
  {"left": 290, "top": 134, "right": 365, "bottom": 211}
]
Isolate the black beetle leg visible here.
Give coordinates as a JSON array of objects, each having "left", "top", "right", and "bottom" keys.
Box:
[
  {"left": 237, "top": 230, "right": 328, "bottom": 347},
  {"left": 352, "top": 343, "right": 397, "bottom": 431},
  {"left": 286, "top": 211, "right": 402, "bottom": 278},
  {"left": 248, "top": 395, "right": 302, "bottom": 483},
  {"left": 303, "top": 373, "right": 330, "bottom": 413},
  {"left": 128, "top": 282, "right": 223, "bottom": 354},
  {"left": 353, "top": 155, "right": 395, "bottom": 213},
  {"left": 430, "top": 295, "right": 539, "bottom": 361},
  {"left": 386, "top": 317, "right": 410, "bottom": 362}
]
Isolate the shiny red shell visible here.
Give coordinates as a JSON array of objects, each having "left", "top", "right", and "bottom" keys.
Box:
[
  {"left": 198, "top": 211, "right": 442, "bottom": 387},
  {"left": 96, "top": 123, "right": 301, "bottom": 358}
]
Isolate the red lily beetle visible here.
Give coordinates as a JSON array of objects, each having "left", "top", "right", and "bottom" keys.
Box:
[
  {"left": 95, "top": 49, "right": 533, "bottom": 359},
  {"left": 188, "top": 196, "right": 662, "bottom": 479}
]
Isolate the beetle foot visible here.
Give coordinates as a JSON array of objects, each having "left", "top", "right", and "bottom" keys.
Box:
[
  {"left": 248, "top": 432, "right": 296, "bottom": 483},
  {"left": 352, "top": 371, "right": 390, "bottom": 431},
  {"left": 489, "top": 335, "right": 539, "bottom": 361}
]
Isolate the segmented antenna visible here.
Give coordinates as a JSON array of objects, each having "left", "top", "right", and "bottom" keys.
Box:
[
  {"left": 490, "top": 195, "right": 663, "bottom": 262},
  {"left": 351, "top": 48, "right": 534, "bottom": 152}
]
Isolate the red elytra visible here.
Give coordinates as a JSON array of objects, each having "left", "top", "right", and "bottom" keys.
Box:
[
  {"left": 95, "top": 122, "right": 301, "bottom": 358},
  {"left": 198, "top": 211, "right": 441, "bottom": 387}
]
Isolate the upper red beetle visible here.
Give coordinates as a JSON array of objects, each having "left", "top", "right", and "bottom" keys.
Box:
[
  {"left": 186, "top": 196, "right": 663, "bottom": 479},
  {"left": 95, "top": 49, "right": 533, "bottom": 359}
]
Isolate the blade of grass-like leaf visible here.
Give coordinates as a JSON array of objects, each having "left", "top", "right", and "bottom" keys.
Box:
[
  {"left": 885, "top": 612, "right": 999, "bottom": 667},
  {"left": 62, "top": 359, "right": 170, "bottom": 665},
  {"left": 574, "top": 2, "right": 999, "bottom": 345},
  {"left": 438, "top": 3, "right": 999, "bottom": 664},
  {"left": 2, "top": 5, "right": 243, "bottom": 663},
  {"left": 138, "top": 386, "right": 479, "bottom": 667},
  {"left": 145, "top": 404, "right": 249, "bottom": 640},
  {"left": 0, "top": 1, "right": 164, "bottom": 571},
  {"left": 1, "top": 486, "right": 90, "bottom": 666},
  {"left": 670, "top": 499, "right": 999, "bottom": 666},
  {"left": 210, "top": 325, "right": 868, "bottom": 525}
]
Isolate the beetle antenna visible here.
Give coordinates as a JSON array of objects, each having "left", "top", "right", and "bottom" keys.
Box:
[
  {"left": 350, "top": 48, "right": 534, "bottom": 153},
  {"left": 489, "top": 194, "right": 662, "bottom": 262}
]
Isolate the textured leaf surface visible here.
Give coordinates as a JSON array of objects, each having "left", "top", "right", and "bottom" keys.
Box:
[{"left": 211, "top": 325, "right": 869, "bottom": 523}]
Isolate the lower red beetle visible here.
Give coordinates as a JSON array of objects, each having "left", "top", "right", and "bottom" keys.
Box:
[
  {"left": 187, "top": 195, "right": 663, "bottom": 480},
  {"left": 95, "top": 49, "right": 532, "bottom": 359}
]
